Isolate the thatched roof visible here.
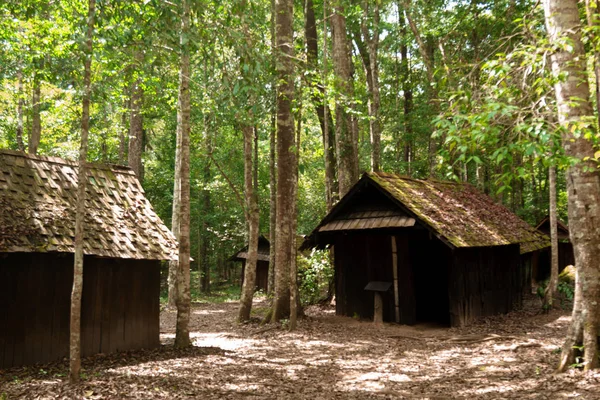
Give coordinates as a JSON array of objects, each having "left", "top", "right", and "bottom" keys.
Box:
[
  {"left": 302, "top": 172, "right": 549, "bottom": 254},
  {"left": 230, "top": 236, "right": 270, "bottom": 262},
  {"left": 0, "top": 150, "right": 178, "bottom": 260}
]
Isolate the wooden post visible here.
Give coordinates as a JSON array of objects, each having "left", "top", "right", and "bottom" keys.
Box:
[
  {"left": 373, "top": 292, "right": 383, "bottom": 325},
  {"left": 391, "top": 236, "right": 400, "bottom": 323}
]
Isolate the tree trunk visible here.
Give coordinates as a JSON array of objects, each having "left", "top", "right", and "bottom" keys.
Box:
[
  {"left": 16, "top": 69, "right": 25, "bottom": 152},
  {"left": 70, "top": 0, "right": 95, "bottom": 384},
  {"left": 119, "top": 85, "right": 128, "bottom": 164},
  {"left": 238, "top": 123, "right": 260, "bottom": 322},
  {"left": 544, "top": 165, "right": 559, "bottom": 309},
  {"left": 399, "top": 8, "right": 412, "bottom": 175},
  {"left": 29, "top": 73, "right": 41, "bottom": 155},
  {"left": 128, "top": 50, "right": 144, "bottom": 180},
  {"left": 401, "top": 0, "right": 439, "bottom": 176},
  {"left": 200, "top": 119, "right": 212, "bottom": 293},
  {"left": 585, "top": 0, "right": 600, "bottom": 130},
  {"left": 268, "top": 101, "right": 277, "bottom": 295},
  {"left": 358, "top": 1, "right": 381, "bottom": 172},
  {"left": 331, "top": 0, "right": 359, "bottom": 197},
  {"left": 305, "top": 0, "right": 338, "bottom": 209},
  {"left": 544, "top": 0, "right": 600, "bottom": 372},
  {"left": 289, "top": 94, "right": 302, "bottom": 331},
  {"left": 174, "top": 0, "right": 191, "bottom": 348},
  {"left": 268, "top": 0, "right": 277, "bottom": 295},
  {"left": 271, "top": 0, "right": 295, "bottom": 322}
]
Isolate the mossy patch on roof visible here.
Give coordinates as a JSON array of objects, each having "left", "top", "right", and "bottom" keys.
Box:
[{"left": 368, "top": 172, "right": 549, "bottom": 253}]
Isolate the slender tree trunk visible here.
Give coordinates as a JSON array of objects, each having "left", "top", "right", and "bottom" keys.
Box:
[
  {"left": 544, "top": 0, "right": 600, "bottom": 371},
  {"left": 16, "top": 69, "right": 25, "bottom": 152},
  {"left": 128, "top": 50, "right": 144, "bottom": 179},
  {"left": 401, "top": 0, "right": 439, "bottom": 176},
  {"left": 305, "top": 0, "right": 338, "bottom": 209},
  {"left": 268, "top": 0, "right": 277, "bottom": 295},
  {"left": 119, "top": 85, "right": 128, "bottom": 164},
  {"left": 331, "top": 0, "right": 359, "bottom": 197},
  {"left": 200, "top": 119, "right": 212, "bottom": 293},
  {"left": 168, "top": 139, "right": 182, "bottom": 308},
  {"left": 29, "top": 73, "right": 41, "bottom": 155},
  {"left": 70, "top": 0, "right": 95, "bottom": 384},
  {"left": 238, "top": 123, "right": 260, "bottom": 322},
  {"left": 271, "top": 0, "right": 295, "bottom": 322},
  {"left": 358, "top": 1, "right": 381, "bottom": 172},
  {"left": 585, "top": 0, "right": 600, "bottom": 129},
  {"left": 289, "top": 90, "right": 302, "bottom": 331},
  {"left": 268, "top": 102, "right": 277, "bottom": 295},
  {"left": 174, "top": 0, "right": 191, "bottom": 348},
  {"left": 398, "top": 7, "right": 413, "bottom": 175},
  {"left": 544, "top": 165, "right": 559, "bottom": 309}
]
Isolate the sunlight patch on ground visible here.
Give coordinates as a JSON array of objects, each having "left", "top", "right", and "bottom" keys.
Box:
[
  {"left": 545, "top": 315, "right": 571, "bottom": 328},
  {"left": 291, "top": 339, "right": 346, "bottom": 350},
  {"left": 192, "top": 332, "right": 262, "bottom": 351},
  {"left": 337, "top": 371, "right": 411, "bottom": 392},
  {"left": 193, "top": 309, "right": 226, "bottom": 315}
]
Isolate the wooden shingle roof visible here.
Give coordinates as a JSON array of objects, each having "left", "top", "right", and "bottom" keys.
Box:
[
  {"left": 303, "top": 172, "right": 549, "bottom": 254},
  {"left": 230, "top": 236, "right": 270, "bottom": 262},
  {"left": 0, "top": 150, "right": 178, "bottom": 260}
]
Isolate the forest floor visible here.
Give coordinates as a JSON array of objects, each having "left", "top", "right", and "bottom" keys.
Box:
[{"left": 2, "top": 295, "right": 600, "bottom": 399}]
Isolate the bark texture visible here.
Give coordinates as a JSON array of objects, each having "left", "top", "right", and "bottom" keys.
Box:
[
  {"left": 585, "top": 0, "right": 600, "bottom": 129},
  {"left": 128, "top": 50, "right": 144, "bottom": 179},
  {"left": 544, "top": 165, "right": 559, "bottom": 308},
  {"left": 358, "top": 1, "right": 381, "bottom": 172},
  {"left": 200, "top": 120, "right": 212, "bottom": 294},
  {"left": 401, "top": 0, "right": 438, "bottom": 176},
  {"left": 119, "top": 86, "right": 128, "bottom": 164},
  {"left": 289, "top": 105, "right": 301, "bottom": 330},
  {"left": 238, "top": 124, "right": 260, "bottom": 322},
  {"left": 544, "top": 0, "right": 600, "bottom": 371},
  {"left": 268, "top": 0, "right": 277, "bottom": 295},
  {"left": 305, "top": 0, "right": 338, "bottom": 209},
  {"left": 16, "top": 69, "right": 25, "bottom": 152},
  {"left": 331, "top": 0, "right": 359, "bottom": 197},
  {"left": 272, "top": 0, "right": 295, "bottom": 322},
  {"left": 29, "top": 73, "right": 41, "bottom": 155},
  {"left": 70, "top": 0, "right": 95, "bottom": 384},
  {"left": 268, "top": 105, "right": 277, "bottom": 295},
  {"left": 174, "top": 0, "right": 191, "bottom": 348}
]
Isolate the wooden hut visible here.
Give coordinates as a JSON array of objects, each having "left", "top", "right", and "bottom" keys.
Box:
[
  {"left": 532, "top": 216, "right": 575, "bottom": 282},
  {"left": 230, "top": 236, "right": 270, "bottom": 292},
  {"left": 0, "top": 150, "right": 178, "bottom": 369},
  {"left": 301, "top": 172, "right": 549, "bottom": 327}
]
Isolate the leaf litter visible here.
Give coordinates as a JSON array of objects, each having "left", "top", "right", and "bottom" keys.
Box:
[{"left": 1, "top": 295, "right": 599, "bottom": 399}]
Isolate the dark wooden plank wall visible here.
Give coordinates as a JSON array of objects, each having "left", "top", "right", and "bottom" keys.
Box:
[
  {"left": 334, "top": 233, "right": 395, "bottom": 321},
  {"left": 240, "top": 260, "right": 269, "bottom": 292},
  {"left": 448, "top": 245, "right": 523, "bottom": 327},
  {"left": 535, "top": 243, "right": 575, "bottom": 282},
  {"left": 0, "top": 253, "right": 160, "bottom": 369}
]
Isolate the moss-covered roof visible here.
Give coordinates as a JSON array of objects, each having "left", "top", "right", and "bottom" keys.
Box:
[
  {"left": 0, "top": 150, "right": 178, "bottom": 260},
  {"left": 302, "top": 172, "right": 549, "bottom": 254},
  {"left": 368, "top": 172, "right": 549, "bottom": 253}
]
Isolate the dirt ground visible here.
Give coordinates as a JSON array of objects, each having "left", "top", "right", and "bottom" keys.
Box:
[{"left": 2, "top": 296, "right": 600, "bottom": 399}]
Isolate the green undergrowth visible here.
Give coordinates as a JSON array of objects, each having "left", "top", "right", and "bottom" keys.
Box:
[{"left": 160, "top": 270, "right": 241, "bottom": 305}]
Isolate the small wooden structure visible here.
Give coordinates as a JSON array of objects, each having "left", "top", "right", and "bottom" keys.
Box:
[
  {"left": 302, "top": 172, "right": 549, "bottom": 327},
  {"left": 0, "top": 150, "right": 178, "bottom": 369},
  {"left": 230, "top": 235, "right": 270, "bottom": 292},
  {"left": 532, "top": 216, "right": 575, "bottom": 282}
]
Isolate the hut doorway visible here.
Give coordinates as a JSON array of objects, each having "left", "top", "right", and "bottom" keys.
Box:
[{"left": 405, "top": 233, "right": 451, "bottom": 326}]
